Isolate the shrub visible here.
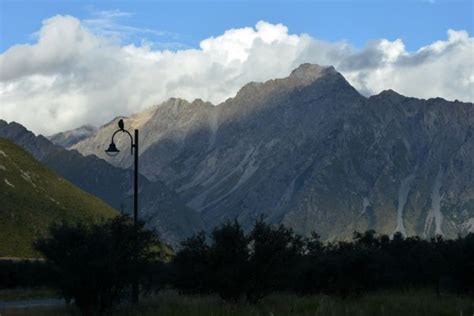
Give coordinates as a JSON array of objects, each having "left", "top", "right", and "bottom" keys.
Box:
[
  {"left": 171, "top": 232, "right": 211, "bottom": 294},
  {"left": 34, "top": 215, "right": 161, "bottom": 314}
]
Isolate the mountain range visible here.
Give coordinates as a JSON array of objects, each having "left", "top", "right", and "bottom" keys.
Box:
[
  {"left": 0, "top": 120, "right": 203, "bottom": 247},
  {"left": 69, "top": 63, "right": 473, "bottom": 239},
  {"left": 2, "top": 63, "right": 473, "bottom": 244}
]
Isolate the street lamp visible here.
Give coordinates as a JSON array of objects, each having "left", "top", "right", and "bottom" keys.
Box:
[{"left": 105, "top": 118, "right": 139, "bottom": 304}]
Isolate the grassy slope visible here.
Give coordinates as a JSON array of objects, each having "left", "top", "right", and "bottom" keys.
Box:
[{"left": 0, "top": 138, "right": 117, "bottom": 258}]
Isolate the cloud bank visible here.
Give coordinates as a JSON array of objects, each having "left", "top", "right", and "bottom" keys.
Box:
[{"left": 1, "top": 15, "right": 473, "bottom": 135}]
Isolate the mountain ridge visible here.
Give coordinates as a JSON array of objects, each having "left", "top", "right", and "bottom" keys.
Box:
[
  {"left": 4, "top": 63, "right": 473, "bottom": 242},
  {"left": 0, "top": 120, "right": 204, "bottom": 247},
  {"left": 70, "top": 63, "right": 473, "bottom": 239},
  {"left": 49, "top": 124, "right": 97, "bottom": 148}
]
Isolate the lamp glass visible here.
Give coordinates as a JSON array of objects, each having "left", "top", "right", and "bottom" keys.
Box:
[{"left": 105, "top": 142, "right": 120, "bottom": 157}]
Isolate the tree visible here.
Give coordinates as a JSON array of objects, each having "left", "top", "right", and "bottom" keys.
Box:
[
  {"left": 246, "top": 219, "right": 302, "bottom": 303},
  {"left": 208, "top": 220, "right": 249, "bottom": 301},
  {"left": 171, "top": 224, "right": 474, "bottom": 301},
  {"left": 172, "top": 232, "right": 211, "bottom": 294},
  {"left": 35, "top": 215, "right": 161, "bottom": 314}
]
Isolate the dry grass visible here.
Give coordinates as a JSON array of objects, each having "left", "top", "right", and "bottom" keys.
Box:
[{"left": 2, "top": 289, "right": 473, "bottom": 316}]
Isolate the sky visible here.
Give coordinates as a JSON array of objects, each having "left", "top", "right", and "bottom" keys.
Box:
[{"left": 0, "top": 0, "right": 473, "bottom": 135}]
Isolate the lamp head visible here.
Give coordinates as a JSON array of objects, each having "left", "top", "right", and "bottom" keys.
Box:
[{"left": 105, "top": 142, "right": 120, "bottom": 157}]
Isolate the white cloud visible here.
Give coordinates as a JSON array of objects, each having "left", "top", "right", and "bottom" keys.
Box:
[
  {"left": 0, "top": 15, "right": 473, "bottom": 135},
  {"left": 83, "top": 9, "right": 177, "bottom": 43}
]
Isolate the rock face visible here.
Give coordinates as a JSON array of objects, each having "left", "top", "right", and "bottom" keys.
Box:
[
  {"left": 48, "top": 125, "right": 97, "bottom": 148},
  {"left": 0, "top": 120, "right": 203, "bottom": 246},
  {"left": 72, "top": 63, "right": 474, "bottom": 239}
]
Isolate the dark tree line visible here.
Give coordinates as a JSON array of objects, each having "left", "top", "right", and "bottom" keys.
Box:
[
  {"left": 1, "top": 216, "right": 473, "bottom": 314},
  {"left": 170, "top": 220, "right": 474, "bottom": 302}
]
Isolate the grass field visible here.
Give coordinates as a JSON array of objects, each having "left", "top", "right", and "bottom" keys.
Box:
[
  {"left": 1, "top": 289, "right": 473, "bottom": 316},
  {"left": 0, "top": 287, "right": 57, "bottom": 301}
]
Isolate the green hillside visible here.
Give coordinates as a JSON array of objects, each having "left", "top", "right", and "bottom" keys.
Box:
[{"left": 0, "top": 138, "right": 117, "bottom": 258}]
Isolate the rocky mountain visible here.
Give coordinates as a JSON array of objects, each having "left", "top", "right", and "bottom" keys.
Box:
[
  {"left": 73, "top": 63, "right": 474, "bottom": 239},
  {"left": 0, "top": 120, "right": 203, "bottom": 246},
  {"left": 48, "top": 124, "right": 97, "bottom": 148},
  {"left": 0, "top": 138, "right": 117, "bottom": 257}
]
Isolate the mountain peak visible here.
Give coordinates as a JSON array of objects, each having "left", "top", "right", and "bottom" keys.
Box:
[
  {"left": 370, "top": 89, "right": 407, "bottom": 103},
  {"left": 378, "top": 89, "right": 403, "bottom": 97},
  {"left": 48, "top": 124, "right": 98, "bottom": 148},
  {"left": 289, "top": 63, "right": 337, "bottom": 83},
  {"left": 234, "top": 64, "right": 340, "bottom": 102}
]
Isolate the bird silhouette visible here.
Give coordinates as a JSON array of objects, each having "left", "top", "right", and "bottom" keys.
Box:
[{"left": 118, "top": 119, "right": 124, "bottom": 130}]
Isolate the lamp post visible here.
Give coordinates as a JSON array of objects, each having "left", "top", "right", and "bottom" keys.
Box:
[{"left": 105, "top": 119, "right": 139, "bottom": 304}]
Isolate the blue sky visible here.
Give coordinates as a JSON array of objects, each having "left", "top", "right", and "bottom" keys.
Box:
[{"left": 1, "top": 0, "right": 473, "bottom": 52}]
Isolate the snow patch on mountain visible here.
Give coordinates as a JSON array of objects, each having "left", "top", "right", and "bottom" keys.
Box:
[
  {"left": 361, "top": 197, "right": 370, "bottom": 214},
  {"left": 395, "top": 173, "right": 415, "bottom": 236},
  {"left": 4, "top": 178, "right": 14, "bottom": 188},
  {"left": 21, "top": 170, "right": 36, "bottom": 187},
  {"left": 424, "top": 168, "right": 444, "bottom": 236}
]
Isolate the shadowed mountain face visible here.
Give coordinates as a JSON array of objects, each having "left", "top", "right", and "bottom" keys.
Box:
[
  {"left": 72, "top": 63, "right": 474, "bottom": 239},
  {"left": 0, "top": 120, "right": 204, "bottom": 246}
]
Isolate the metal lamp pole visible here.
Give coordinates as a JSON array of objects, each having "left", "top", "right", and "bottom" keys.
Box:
[{"left": 105, "top": 119, "right": 139, "bottom": 304}]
